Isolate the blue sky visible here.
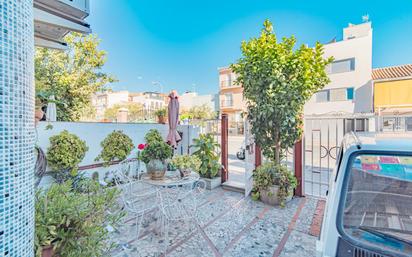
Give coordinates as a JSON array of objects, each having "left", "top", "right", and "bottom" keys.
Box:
[{"left": 87, "top": 0, "right": 412, "bottom": 95}]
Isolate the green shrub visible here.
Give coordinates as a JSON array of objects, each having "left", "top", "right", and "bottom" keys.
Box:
[
  {"left": 171, "top": 155, "right": 201, "bottom": 172},
  {"left": 35, "top": 180, "right": 124, "bottom": 257},
  {"left": 139, "top": 141, "right": 173, "bottom": 164},
  {"left": 95, "top": 130, "right": 134, "bottom": 166},
  {"left": 192, "top": 134, "right": 221, "bottom": 178},
  {"left": 46, "top": 130, "right": 88, "bottom": 181},
  {"left": 251, "top": 163, "right": 297, "bottom": 207},
  {"left": 144, "top": 129, "right": 163, "bottom": 144}
]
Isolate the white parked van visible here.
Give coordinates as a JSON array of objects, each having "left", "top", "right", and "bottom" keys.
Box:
[{"left": 317, "top": 132, "right": 412, "bottom": 257}]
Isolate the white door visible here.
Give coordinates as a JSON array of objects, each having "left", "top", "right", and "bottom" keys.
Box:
[{"left": 244, "top": 121, "right": 255, "bottom": 196}]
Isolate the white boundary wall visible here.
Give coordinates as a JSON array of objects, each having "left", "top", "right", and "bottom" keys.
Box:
[{"left": 36, "top": 122, "right": 200, "bottom": 186}]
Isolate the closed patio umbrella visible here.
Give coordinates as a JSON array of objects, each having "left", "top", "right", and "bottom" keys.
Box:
[
  {"left": 167, "top": 90, "right": 181, "bottom": 148},
  {"left": 46, "top": 95, "right": 57, "bottom": 122}
]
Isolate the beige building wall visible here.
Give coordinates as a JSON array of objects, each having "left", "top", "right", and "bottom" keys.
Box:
[{"left": 218, "top": 67, "right": 246, "bottom": 123}]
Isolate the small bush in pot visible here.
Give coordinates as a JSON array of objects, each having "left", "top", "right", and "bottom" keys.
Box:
[
  {"left": 171, "top": 155, "right": 201, "bottom": 177},
  {"left": 46, "top": 130, "right": 88, "bottom": 182},
  {"left": 192, "top": 134, "right": 221, "bottom": 179},
  {"left": 251, "top": 162, "right": 297, "bottom": 207},
  {"left": 155, "top": 108, "right": 167, "bottom": 124},
  {"left": 139, "top": 129, "right": 173, "bottom": 179},
  {"left": 95, "top": 130, "right": 134, "bottom": 166},
  {"left": 35, "top": 179, "right": 124, "bottom": 257}
]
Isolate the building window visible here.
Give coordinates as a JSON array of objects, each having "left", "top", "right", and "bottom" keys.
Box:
[
  {"left": 222, "top": 94, "right": 233, "bottom": 107},
  {"left": 316, "top": 90, "right": 329, "bottom": 102},
  {"left": 327, "top": 58, "right": 355, "bottom": 74},
  {"left": 227, "top": 74, "right": 232, "bottom": 87},
  {"left": 406, "top": 117, "right": 412, "bottom": 131},
  {"left": 347, "top": 87, "right": 354, "bottom": 100},
  {"left": 317, "top": 87, "right": 354, "bottom": 102},
  {"left": 344, "top": 118, "right": 368, "bottom": 133},
  {"left": 330, "top": 88, "right": 347, "bottom": 101}
]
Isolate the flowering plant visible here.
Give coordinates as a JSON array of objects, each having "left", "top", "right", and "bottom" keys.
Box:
[{"left": 137, "top": 144, "right": 146, "bottom": 150}]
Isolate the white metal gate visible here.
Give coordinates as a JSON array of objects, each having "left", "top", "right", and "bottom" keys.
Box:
[
  {"left": 244, "top": 121, "right": 255, "bottom": 196},
  {"left": 303, "top": 115, "right": 374, "bottom": 197}
]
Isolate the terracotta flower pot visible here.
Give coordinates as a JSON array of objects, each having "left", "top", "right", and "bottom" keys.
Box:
[
  {"left": 41, "top": 245, "right": 54, "bottom": 257},
  {"left": 157, "top": 115, "right": 166, "bottom": 124},
  {"left": 179, "top": 168, "right": 191, "bottom": 177},
  {"left": 259, "top": 185, "right": 292, "bottom": 206},
  {"left": 35, "top": 109, "right": 44, "bottom": 125}
]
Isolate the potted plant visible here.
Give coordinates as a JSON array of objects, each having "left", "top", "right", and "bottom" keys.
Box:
[
  {"left": 35, "top": 180, "right": 124, "bottom": 257},
  {"left": 251, "top": 162, "right": 297, "bottom": 207},
  {"left": 139, "top": 129, "right": 173, "bottom": 179},
  {"left": 46, "top": 130, "right": 88, "bottom": 183},
  {"left": 155, "top": 108, "right": 167, "bottom": 124},
  {"left": 35, "top": 98, "right": 45, "bottom": 124},
  {"left": 192, "top": 133, "right": 221, "bottom": 189},
  {"left": 95, "top": 130, "right": 134, "bottom": 166},
  {"left": 171, "top": 155, "right": 201, "bottom": 177}
]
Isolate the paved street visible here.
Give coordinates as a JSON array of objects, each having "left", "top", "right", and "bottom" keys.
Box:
[{"left": 227, "top": 136, "right": 245, "bottom": 185}]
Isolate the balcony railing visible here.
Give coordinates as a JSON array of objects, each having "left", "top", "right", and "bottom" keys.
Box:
[
  {"left": 221, "top": 100, "right": 233, "bottom": 107},
  {"left": 220, "top": 80, "right": 233, "bottom": 88}
]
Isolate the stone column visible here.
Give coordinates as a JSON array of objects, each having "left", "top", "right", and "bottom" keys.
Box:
[{"left": 0, "top": 1, "right": 35, "bottom": 256}]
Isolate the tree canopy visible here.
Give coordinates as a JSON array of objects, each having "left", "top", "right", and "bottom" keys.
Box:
[
  {"left": 35, "top": 32, "right": 115, "bottom": 121},
  {"left": 231, "top": 20, "right": 332, "bottom": 164},
  {"left": 104, "top": 102, "right": 144, "bottom": 122},
  {"left": 180, "top": 104, "right": 217, "bottom": 120}
]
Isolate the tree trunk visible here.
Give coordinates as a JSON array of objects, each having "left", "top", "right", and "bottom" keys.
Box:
[{"left": 274, "top": 129, "right": 281, "bottom": 165}]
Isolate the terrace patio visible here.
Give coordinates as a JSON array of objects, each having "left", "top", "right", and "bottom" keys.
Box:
[{"left": 109, "top": 186, "right": 324, "bottom": 257}]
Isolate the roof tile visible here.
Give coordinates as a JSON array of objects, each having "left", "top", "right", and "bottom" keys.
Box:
[{"left": 372, "top": 64, "right": 412, "bottom": 80}]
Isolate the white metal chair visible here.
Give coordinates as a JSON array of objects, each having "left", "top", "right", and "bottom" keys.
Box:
[
  {"left": 112, "top": 162, "right": 160, "bottom": 241},
  {"left": 158, "top": 180, "right": 206, "bottom": 256}
]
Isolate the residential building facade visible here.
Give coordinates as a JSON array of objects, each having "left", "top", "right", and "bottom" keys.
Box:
[
  {"left": 373, "top": 64, "right": 412, "bottom": 132},
  {"left": 92, "top": 90, "right": 168, "bottom": 121},
  {"left": 304, "top": 22, "right": 373, "bottom": 117},
  {"left": 218, "top": 67, "right": 246, "bottom": 123},
  {"left": 129, "top": 91, "right": 167, "bottom": 111},
  {"left": 179, "top": 91, "right": 219, "bottom": 112},
  {"left": 93, "top": 91, "right": 130, "bottom": 121}
]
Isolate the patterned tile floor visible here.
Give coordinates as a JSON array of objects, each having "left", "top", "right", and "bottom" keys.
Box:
[{"left": 109, "top": 187, "right": 323, "bottom": 257}]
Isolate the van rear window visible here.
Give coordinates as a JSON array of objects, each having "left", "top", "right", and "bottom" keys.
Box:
[{"left": 341, "top": 153, "right": 412, "bottom": 255}]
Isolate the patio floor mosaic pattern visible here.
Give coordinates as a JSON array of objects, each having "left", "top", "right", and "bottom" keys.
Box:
[{"left": 109, "top": 187, "right": 322, "bottom": 257}]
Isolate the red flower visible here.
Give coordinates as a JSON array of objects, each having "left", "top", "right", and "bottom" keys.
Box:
[{"left": 137, "top": 144, "right": 145, "bottom": 150}]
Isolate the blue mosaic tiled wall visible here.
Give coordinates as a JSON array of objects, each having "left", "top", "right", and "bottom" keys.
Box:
[{"left": 0, "top": 0, "right": 35, "bottom": 256}]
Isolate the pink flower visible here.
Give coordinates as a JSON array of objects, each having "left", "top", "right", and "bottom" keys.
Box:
[{"left": 138, "top": 144, "right": 145, "bottom": 150}]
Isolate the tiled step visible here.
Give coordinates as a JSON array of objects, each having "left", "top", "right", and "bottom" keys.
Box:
[{"left": 222, "top": 181, "right": 245, "bottom": 193}]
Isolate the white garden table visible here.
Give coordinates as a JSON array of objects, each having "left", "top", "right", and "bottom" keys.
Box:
[{"left": 141, "top": 170, "right": 200, "bottom": 188}]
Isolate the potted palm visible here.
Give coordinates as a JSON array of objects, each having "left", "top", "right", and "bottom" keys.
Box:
[
  {"left": 192, "top": 133, "right": 221, "bottom": 189},
  {"left": 251, "top": 162, "right": 297, "bottom": 207},
  {"left": 155, "top": 108, "right": 167, "bottom": 124},
  {"left": 139, "top": 129, "right": 173, "bottom": 179}
]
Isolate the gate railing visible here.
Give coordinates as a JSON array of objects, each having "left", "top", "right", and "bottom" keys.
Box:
[{"left": 302, "top": 114, "right": 376, "bottom": 198}]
